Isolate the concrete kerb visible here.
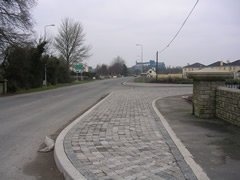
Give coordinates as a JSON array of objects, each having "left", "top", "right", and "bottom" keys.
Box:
[
  {"left": 122, "top": 81, "right": 193, "bottom": 87},
  {"left": 54, "top": 93, "right": 113, "bottom": 180},
  {"left": 54, "top": 90, "right": 208, "bottom": 180},
  {"left": 152, "top": 98, "right": 210, "bottom": 180}
]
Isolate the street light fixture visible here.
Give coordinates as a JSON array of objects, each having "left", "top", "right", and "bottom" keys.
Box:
[
  {"left": 44, "top": 24, "right": 55, "bottom": 41},
  {"left": 136, "top": 44, "right": 143, "bottom": 73},
  {"left": 43, "top": 24, "right": 55, "bottom": 86}
]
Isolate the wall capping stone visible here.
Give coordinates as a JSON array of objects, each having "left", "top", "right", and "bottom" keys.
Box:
[
  {"left": 187, "top": 68, "right": 233, "bottom": 81},
  {"left": 217, "top": 86, "right": 240, "bottom": 93}
]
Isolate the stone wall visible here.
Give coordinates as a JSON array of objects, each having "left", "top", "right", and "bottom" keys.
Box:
[
  {"left": 0, "top": 80, "right": 7, "bottom": 95},
  {"left": 216, "top": 87, "right": 240, "bottom": 127},
  {"left": 192, "top": 81, "right": 225, "bottom": 118},
  {"left": 0, "top": 83, "right": 2, "bottom": 95}
]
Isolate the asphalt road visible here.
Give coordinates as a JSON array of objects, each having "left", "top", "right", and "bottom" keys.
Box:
[{"left": 0, "top": 77, "right": 132, "bottom": 180}]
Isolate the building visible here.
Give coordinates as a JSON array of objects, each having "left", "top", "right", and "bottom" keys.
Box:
[
  {"left": 207, "top": 61, "right": 227, "bottom": 70},
  {"left": 226, "top": 60, "right": 240, "bottom": 79},
  {"left": 183, "top": 63, "right": 206, "bottom": 78},
  {"left": 132, "top": 60, "right": 166, "bottom": 73},
  {"left": 146, "top": 68, "right": 157, "bottom": 78},
  {"left": 136, "top": 60, "right": 166, "bottom": 69},
  {"left": 183, "top": 60, "right": 240, "bottom": 79}
]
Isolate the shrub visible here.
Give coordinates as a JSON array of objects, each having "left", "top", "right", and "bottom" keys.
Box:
[{"left": 149, "top": 77, "right": 193, "bottom": 84}]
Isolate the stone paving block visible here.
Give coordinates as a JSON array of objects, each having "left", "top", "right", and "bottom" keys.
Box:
[{"left": 64, "top": 88, "right": 196, "bottom": 179}]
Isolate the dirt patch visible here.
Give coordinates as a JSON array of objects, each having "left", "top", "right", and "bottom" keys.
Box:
[{"left": 23, "top": 145, "right": 64, "bottom": 180}]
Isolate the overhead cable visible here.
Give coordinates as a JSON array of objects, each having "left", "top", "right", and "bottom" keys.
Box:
[{"left": 158, "top": 0, "right": 200, "bottom": 54}]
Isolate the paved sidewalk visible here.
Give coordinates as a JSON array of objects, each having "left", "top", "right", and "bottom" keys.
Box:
[
  {"left": 156, "top": 95, "right": 240, "bottom": 180},
  {"left": 57, "top": 87, "right": 200, "bottom": 180}
]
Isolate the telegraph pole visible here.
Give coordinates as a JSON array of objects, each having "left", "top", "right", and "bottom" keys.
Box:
[{"left": 156, "top": 51, "right": 158, "bottom": 82}]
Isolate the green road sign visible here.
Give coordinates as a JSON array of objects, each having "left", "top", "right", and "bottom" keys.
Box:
[{"left": 75, "top": 64, "right": 83, "bottom": 70}]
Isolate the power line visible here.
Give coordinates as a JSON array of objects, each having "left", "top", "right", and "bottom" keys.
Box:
[{"left": 158, "top": 0, "right": 200, "bottom": 54}]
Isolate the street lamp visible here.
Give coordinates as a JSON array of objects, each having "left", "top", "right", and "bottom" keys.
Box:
[
  {"left": 136, "top": 44, "right": 143, "bottom": 73},
  {"left": 43, "top": 24, "right": 55, "bottom": 86},
  {"left": 44, "top": 24, "right": 55, "bottom": 41}
]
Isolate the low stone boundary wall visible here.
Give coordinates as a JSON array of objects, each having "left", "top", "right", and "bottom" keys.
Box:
[
  {"left": 216, "top": 86, "right": 240, "bottom": 127},
  {"left": 0, "top": 83, "right": 2, "bottom": 94},
  {"left": 0, "top": 80, "right": 7, "bottom": 95}
]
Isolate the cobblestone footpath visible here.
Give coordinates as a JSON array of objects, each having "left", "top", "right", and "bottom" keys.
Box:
[{"left": 64, "top": 87, "right": 196, "bottom": 180}]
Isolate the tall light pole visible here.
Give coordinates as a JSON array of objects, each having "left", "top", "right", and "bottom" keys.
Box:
[
  {"left": 136, "top": 44, "right": 143, "bottom": 73},
  {"left": 44, "top": 24, "right": 55, "bottom": 41},
  {"left": 156, "top": 51, "right": 158, "bottom": 82},
  {"left": 43, "top": 24, "right": 55, "bottom": 86}
]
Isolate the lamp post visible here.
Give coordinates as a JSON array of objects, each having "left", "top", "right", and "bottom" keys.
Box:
[
  {"left": 136, "top": 44, "right": 143, "bottom": 73},
  {"left": 156, "top": 51, "right": 158, "bottom": 82},
  {"left": 44, "top": 24, "right": 55, "bottom": 41},
  {"left": 43, "top": 24, "right": 55, "bottom": 86}
]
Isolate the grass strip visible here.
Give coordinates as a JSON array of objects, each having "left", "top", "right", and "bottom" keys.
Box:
[
  {"left": 15, "top": 80, "right": 95, "bottom": 95},
  {"left": 134, "top": 78, "right": 144, "bottom": 83}
]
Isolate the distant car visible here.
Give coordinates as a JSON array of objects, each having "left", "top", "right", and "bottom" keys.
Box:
[{"left": 113, "top": 76, "right": 117, "bottom": 78}]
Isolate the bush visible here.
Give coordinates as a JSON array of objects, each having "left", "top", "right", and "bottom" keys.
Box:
[
  {"left": 144, "top": 77, "right": 193, "bottom": 84},
  {"left": 2, "top": 45, "right": 33, "bottom": 92},
  {"left": 44, "top": 56, "right": 72, "bottom": 85},
  {"left": 2, "top": 42, "right": 72, "bottom": 92},
  {"left": 83, "top": 72, "right": 96, "bottom": 79},
  {"left": 225, "top": 79, "right": 240, "bottom": 84}
]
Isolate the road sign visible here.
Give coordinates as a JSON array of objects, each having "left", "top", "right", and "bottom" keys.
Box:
[{"left": 75, "top": 64, "right": 83, "bottom": 70}]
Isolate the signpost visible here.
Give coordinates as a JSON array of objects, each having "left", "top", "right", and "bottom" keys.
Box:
[
  {"left": 75, "top": 64, "right": 83, "bottom": 71},
  {"left": 75, "top": 64, "right": 84, "bottom": 81}
]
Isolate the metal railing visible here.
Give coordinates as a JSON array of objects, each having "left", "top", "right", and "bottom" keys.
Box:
[{"left": 225, "top": 83, "right": 240, "bottom": 89}]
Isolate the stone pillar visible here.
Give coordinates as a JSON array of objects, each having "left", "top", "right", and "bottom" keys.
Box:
[
  {"left": 3, "top": 79, "right": 7, "bottom": 94},
  {"left": 187, "top": 69, "right": 233, "bottom": 118},
  {"left": 0, "top": 79, "right": 8, "bottom": 95}
]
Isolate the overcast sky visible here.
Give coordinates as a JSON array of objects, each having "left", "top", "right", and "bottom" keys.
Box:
[{"left": 32, "top": 0, "right": 240, "bottom": 68}]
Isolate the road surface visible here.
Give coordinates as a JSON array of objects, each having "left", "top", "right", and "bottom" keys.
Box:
[{"left": 0, "top": 77, "right": 131, "bottom": 180}]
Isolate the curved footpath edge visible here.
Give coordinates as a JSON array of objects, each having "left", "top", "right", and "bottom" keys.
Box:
[
  {"left": 123, "top": 81, "right": 193, "bottom": 87},
  {"left": 54, "top": 93, "right": 113, "bottom": 180},
  {"left": 152, "top": 98, "right": 210, "bottom": 180},
  {"left": 54, "top": 91, "right": 208, "bottom": 180}
]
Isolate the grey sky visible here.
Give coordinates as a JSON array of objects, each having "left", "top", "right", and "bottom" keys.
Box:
[{"left": 32, "top": 0, "right": 240, "bottom": 68}]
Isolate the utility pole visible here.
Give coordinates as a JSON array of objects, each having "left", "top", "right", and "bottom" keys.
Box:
[
  {"left": 136, "top": 44, "right": 143, "bottom": 73},
  {"left": 156, "top": 51, "right": 158, "bottom": 82},
  {"left": 43, "top": 24, "right": 55, "bottom": 86}
]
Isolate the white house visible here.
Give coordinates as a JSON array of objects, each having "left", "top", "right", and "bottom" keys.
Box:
[{"left": 146, "top": 68, "right": 156, "bottom": 78}]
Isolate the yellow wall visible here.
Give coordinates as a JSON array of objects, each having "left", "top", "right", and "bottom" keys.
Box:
[
  {"left": 183, "top": 67, "right": 203, "bottom": 78},
  {"left": 157, "top": 74, "right": 183, "bottom": 79}
]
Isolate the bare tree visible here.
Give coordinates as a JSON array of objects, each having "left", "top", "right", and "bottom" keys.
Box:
[
  {"left": 109, "top": 56, "right": 127, "bottom": 75},
  {"left": 96, "top": 64, "right": 109, "bottom": 76},
  {"left": 54, "top": 18, "right": 91, "bottom": 68},
  {"left": 158, "top": 66, "right": 183, "bottom": 74},
  {"left": 0, "top": 0, "right": 36, "bottom": 52}
]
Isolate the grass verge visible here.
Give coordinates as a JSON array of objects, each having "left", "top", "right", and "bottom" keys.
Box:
[
  {"left": 134, "top": 78, "right": 144, "bottom": 83},
  {"left": 14, "top": 80, "right": 95, "bottom": 95},
  {"left": 134, "top": 77, "right": 193, "bottom": 84}
]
